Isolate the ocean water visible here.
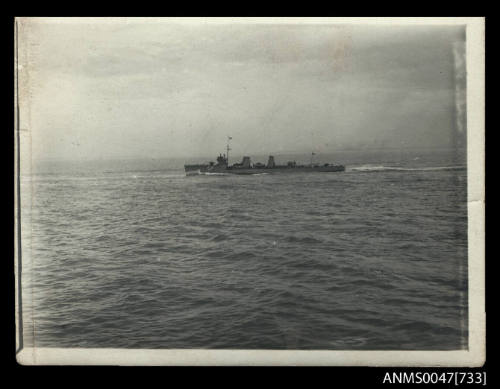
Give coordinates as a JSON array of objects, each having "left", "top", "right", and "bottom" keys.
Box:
[{"left": 20, "top": 149, "right": 468, "bottom": 350}]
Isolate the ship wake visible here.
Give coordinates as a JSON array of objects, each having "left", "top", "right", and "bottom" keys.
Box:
[{"left": 349, "top": 165, "right": 466, "bottom": 173}]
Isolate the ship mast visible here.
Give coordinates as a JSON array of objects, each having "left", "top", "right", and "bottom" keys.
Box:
[{"left": 227, "top": 136, "right": 232, "bottom": 166}]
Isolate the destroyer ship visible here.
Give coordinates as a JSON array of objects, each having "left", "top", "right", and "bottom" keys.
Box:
[{"left": 184, "top": 138, "right": 345, "bottom": 176}]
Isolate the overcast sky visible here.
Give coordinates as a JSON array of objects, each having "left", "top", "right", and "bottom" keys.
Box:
[{"left": 19, "top": 19, "right": 466, "bottom": 161}]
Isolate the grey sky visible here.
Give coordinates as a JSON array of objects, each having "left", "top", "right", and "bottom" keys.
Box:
[{"left": 19, "top": 20, "right": 466, "bottom": 161}]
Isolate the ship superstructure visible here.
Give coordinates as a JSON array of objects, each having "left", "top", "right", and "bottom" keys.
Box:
[{"left": 184, "top": 138, "right": 345, "bottom": 176}]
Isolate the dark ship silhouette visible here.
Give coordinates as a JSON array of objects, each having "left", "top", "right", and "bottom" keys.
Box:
[{"left": 184, "top": 138, "right": 345, "bottom": 176}]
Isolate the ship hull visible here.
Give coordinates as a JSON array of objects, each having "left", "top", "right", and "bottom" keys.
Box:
[{"left": 184, "top": 165, "right": 345, "bottom": 175}]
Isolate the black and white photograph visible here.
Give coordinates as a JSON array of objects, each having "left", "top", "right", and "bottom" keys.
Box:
[{"left": 15, "top": 17, "right": 485, "bottom": 366}]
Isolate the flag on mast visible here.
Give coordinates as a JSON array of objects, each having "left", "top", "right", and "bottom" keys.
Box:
[{"left": 226, "top": 137, "right": 232, "bottom": 165}]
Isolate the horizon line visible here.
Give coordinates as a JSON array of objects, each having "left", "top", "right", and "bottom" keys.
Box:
[{"left": 30, "top": 145, "right": 467, "bottom": 164}]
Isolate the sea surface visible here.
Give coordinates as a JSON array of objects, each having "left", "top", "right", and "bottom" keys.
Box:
[{"left": 20, "top": 148, "right": 468, "bottom": 350}]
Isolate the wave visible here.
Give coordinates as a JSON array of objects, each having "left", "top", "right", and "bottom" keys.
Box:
[
  {"left": 210, "top": 234, "right": 228, "bottom": 242},
  {"left": 192, "top": 172, "right": 268, "bottom": 176},
  {"left": 349, "top": 165, "right": 466, "bottom": 172},
  {"left": 284, "top": 235, "right": 323, "bottom": 244},
  {"left": 200, "top": 172, "right": 228, "bottom": 176},
  {"left": 185, "top": 171, "right": 228, "bottom": 176}
]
